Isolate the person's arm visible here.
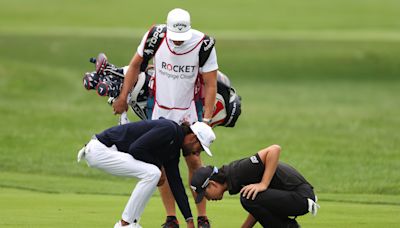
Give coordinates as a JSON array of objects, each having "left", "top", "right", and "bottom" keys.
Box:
[
  {"left": 202, "top": 70, "right": 217, "bottom": 122},
  {"left": 164, "top": 158, "right": 193, "bottom": 225},
  {"left": 186, "top": 219, "right": 195, "bottom": 228},
  {"left": 112, "top": 53, "right": 143, "bottom": 114},
  {"left": 241, "top": 214, "right": 257, "bottom": 228},
  {"left": 240, "top": 144, "right": 281, "bottom": 200},
  {"left": 200, "top": 47, "right": 218, "bottom": 123}
]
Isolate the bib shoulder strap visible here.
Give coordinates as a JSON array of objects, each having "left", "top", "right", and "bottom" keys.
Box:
[{"left": 199, "top": 35, "right": 216, "bottom": 68}]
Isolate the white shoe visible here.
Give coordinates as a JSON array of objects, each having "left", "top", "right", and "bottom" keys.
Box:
[{"left": 114, "top": 220, "right": 142, "bottom": 228}]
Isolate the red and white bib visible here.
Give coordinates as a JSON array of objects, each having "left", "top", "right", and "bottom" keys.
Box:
[{"left": 152, "top": 30, "right": 205, "bottom": 124}]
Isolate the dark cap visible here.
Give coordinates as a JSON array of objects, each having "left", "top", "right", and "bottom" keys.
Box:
[{"left": 190, "top": 166, "right": 218, "bottom": 204}]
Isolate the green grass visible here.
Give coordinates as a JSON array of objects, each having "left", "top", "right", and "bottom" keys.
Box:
[
  {"left": 1, "top": 0, "right": 400, "bottom": 226},
  {"left": 1, "top": 0, "right": 400, "bottom": 30},
  {"left": 1, "top": 188, "right": 400, "bottom": 228},
  {"left": 1, "top": 47, "right": 399, "bottom": 194}
]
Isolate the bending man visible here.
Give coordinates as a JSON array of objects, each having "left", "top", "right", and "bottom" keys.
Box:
[
  {"left": 77, "top": 119, "right": 216, "bottom": 228},
  {"left": 191, "top": 145, "right": 319, "bottom": 228}
]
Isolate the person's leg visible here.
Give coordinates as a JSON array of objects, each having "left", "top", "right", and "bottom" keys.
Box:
[
  {"left": 158, "top": 154, "right": 208, "bottom": 226},
  {"left": 185, "top": 154, "right": 207, "bottom": 216},
  {"left": 185, "top": 154, "right": 211, "bottom": 228},
  {"left": 240, "top": 188, "right": 308, "bottom": 228},
  {"left": 158, "top": 178, "right": 177, "bottom": 216},
  {"left": 158, "top": 175, "right": 180, "bottom": 227},
  {"left": 84, "top": 140, "right": 160, "bottom": 224},
  {"left": 240, "top": 196, "right": 284, "bottom": 228},
  {"left": 121, "top": 161, "right": 160, "bottom": 224}
]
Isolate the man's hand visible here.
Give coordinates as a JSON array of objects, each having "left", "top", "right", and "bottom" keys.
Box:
[
  {"left": 240, "top": 183, "right": 268, "bottom": 200},
  {"left": 112, "top": 97, "right": 128, "bottom": 114},
  {"left": 113, "top": 53, "right": 143, "bottom": 114},
  {"left": 186, "top": 219, "right": 195, "bottom": 228}
]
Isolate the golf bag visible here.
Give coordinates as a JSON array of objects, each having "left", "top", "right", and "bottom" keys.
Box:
[{"left": 82, "top": 53, "right": 241, "bottom": 127}]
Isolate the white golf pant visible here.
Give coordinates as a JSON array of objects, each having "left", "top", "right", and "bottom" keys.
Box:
[{"left": 83, "top": 139, "right": 161, "bottom": 224}]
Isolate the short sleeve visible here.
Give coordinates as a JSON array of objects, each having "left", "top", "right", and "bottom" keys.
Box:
[
  {"left": 199, "top": 47, "right": 218, "bottom": 74},
  {"left": 136, "top": 31, "right": 149, "bottom": 57}
]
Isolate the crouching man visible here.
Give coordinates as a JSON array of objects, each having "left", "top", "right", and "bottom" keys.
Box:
[
  {"left": 77, "top": 119, "right": 216, "bottom": 228},
  {"left": 190, "top": 145, "right": 319, "bottom": 228}
]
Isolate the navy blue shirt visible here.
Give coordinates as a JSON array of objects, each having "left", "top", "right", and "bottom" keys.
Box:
[{"left": 96, "top": 119, "right": 192, "bottom": 220}]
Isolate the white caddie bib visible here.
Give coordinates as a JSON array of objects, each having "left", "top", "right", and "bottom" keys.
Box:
[{"left": 152, "top": 33, "right": 204, "bottom": 124}]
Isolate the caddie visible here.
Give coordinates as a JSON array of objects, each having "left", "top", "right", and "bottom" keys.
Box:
[{"left": 113, "top": 8, "right": 218, "bottom": 228}]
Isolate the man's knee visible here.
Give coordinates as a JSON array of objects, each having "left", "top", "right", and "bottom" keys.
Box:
[
  {"left": 240, "top": 196, "right": 248, "bottom": 207},
  {"left": 240, "top": 196, "right": 257, "bottom": 211},
  {"left": 146, "top": 167, "right": 161, "bottom": 182}
]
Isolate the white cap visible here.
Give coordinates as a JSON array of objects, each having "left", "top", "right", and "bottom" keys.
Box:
[
  {"left": 166, "top": 8, "right": 192, "bottom": 41},
  {"left": 190, "top": 122, "right": 216, "bottom": 156}
]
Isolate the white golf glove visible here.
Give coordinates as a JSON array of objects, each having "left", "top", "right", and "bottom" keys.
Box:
[
  {"left": 77, "top": 146, "right": 86, "bottom": 163},
  {"left": 308, "top": 196, "right": 320, "bottom": 216},
  {"left": 119, "top": 111, "right": 130, "bottom": 125}
]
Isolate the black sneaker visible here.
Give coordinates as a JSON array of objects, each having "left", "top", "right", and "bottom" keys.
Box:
[
  {"left": 161, "top": 216, "right": 179, "bottom": 228},
  {"left": 197, "top": 216, "right": 211, "bottom": 228},
  {"left": 286, "top": 218, "right": 300, "bottom": 228}
]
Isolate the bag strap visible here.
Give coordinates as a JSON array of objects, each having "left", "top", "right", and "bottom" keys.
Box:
[{"left": 140, "top": 24, "right": 167, "bottom": 72}]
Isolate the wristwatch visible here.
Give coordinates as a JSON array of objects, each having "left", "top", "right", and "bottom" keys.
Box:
[
  {"left": 202, "top": 118, "right": 212, "bottom": 125},
  {"left": 185, "top": 217, "right": 194, "bottom": 222}
]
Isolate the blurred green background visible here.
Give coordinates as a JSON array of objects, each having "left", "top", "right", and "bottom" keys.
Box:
[{"left": 1, "top": 0, "right": 399, "bottom": 227}]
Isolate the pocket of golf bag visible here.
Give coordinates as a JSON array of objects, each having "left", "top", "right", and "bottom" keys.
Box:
[{"left": 146, "top": 96, "right": 154, "bottom": 120}]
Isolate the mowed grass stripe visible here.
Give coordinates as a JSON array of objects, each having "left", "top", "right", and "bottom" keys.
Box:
[
  {"left": 1, "top": 188, "right": 400, "bottom": 228},
  {"left": 2, "top": 171, "right": 400, "bottom": 206},
  {"left": 2, "top": 26, "right": 400, "bottom": 42}
]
